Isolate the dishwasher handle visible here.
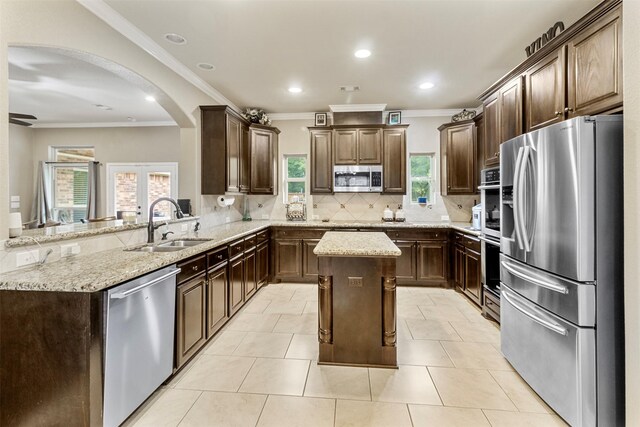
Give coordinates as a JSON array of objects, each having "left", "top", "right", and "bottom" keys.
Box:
[{"left": 110, "top": 268, "right": 181, "bottom": 299}]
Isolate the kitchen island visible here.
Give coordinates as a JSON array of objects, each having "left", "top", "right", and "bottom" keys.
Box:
[{"left": 314, "top": 231, "right": 401, "bottom": 368}]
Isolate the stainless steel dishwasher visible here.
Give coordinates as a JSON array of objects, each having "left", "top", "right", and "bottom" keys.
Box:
[{"left": 103, "top": 265, "right": 180, "bottom": 427}]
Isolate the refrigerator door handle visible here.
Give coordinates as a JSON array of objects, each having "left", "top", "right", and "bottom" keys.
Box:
[
  {"left": 518, "top": 146, "right": 532, "bottom": 252},
  {"left": 512, "top": 147, "right": 525, "bottom": 250},
  {"left": 501, "top": 260, "right": 569, "bottom": 294},
  {"left": 502, "top": 290, "right": 568, "bottom": 336}
]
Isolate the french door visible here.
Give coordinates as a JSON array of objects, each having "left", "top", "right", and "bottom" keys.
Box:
[{"left": 106, "top": 163, "right": 178, "bottom": 222}]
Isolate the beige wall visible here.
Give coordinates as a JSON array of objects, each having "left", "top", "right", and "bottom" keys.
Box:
[
  {"left": 624, "top": 0, "right": 640, "bottom": 424},
  {"left": 26, "top": 126, "right": 181, "bottom": 217},
  {"left": 8, "top": 124, "right": 34, "bottom": 219}
]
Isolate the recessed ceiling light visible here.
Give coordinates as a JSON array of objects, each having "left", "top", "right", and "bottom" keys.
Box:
[
  {"left": 419, "top": 82, "right": 435, "bottom": 89},
  {"left": 94, "top": 104, "right": 112, "bottom": 111},
  {"left": 354, "top": 49, "right": 371, "bottom": 58},
  {"left": 145, "top": 96, "right": 156, "bottom": 102},
  {"left": 164, "top": 33, "right": 187, "bottom": 45},
  {"left": 197, "top": 63, "right": 216, "bottom": 71},
  {"left": 288, "top": 87, "right": 302, "bottom": 93}
]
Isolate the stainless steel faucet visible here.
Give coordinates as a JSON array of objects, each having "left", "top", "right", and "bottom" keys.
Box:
[{"left": 147, "top": 197, "right": 184, "bottom": 243}]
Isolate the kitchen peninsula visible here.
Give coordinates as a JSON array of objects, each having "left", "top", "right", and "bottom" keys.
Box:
[{"left": 314, "top": 231, "right": 401, "bottom": 368}]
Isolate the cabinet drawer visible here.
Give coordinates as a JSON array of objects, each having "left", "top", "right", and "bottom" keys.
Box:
[
  {"left": 463, "top": 235, "right": 481, "bottom": 252},
  {"left": 483, "top": 291, "right": 501, "bottom": 320},
  {"left": 177, "top": 255, "right": 207, "bottom": 284},
  {"left": 273, "top": 228, "right": 326, "bottom": 239},
  {"left": 453, "top": 232, "right": 464, "bottom": 245},
  {"left": 229, "top": 239, "right": 245, "bottom": 258},
  {"left": 257, "top": 229, "right": 269, "bottom": 243},
  {"left": 386, "top": 229, "right": 446, "bottom": 241},
  {"left": 207, "top": 246, "right": 228, "bottom": 269},
  {"left": 244, "top": 234, "right": 257, "bottom": 251}
]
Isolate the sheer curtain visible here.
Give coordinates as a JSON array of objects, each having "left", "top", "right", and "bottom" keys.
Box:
[
  {"left": 86, "top": 161, "right": 101, "bottom": 220},
  {"left": 30, "top": 161, "right": 52, "bottom": 227}
]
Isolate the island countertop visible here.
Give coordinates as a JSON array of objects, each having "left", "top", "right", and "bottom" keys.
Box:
[{"left": 313, "top": 231, "right": 401, "bottom": 257}]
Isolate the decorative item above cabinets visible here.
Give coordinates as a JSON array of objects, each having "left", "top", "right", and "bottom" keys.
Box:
[
  {"left": 200, "top": 106, "right": 279, "bottom": 196},
  {"left": 308, "top": 124, "right": 408, "bottom": 195},
  {"left": 477, "top": 0, "right": 622, "bottom": 161}
]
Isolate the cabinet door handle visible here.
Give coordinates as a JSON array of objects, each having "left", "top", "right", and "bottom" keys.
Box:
[
  {"left": 554, "top": 111, "right": 562, "bottom": 116},
  {"left": 564, "top": 107, "right": 574, "bottom": 113},
  {"left": 192, "top": 265, "right": 199, "bottom": 271}
]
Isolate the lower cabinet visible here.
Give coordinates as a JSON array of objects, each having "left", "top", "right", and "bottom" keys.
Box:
[
  {"left": 417, "top": 241, "right": 449, "bottom": 283},
  {"left": 256, "top": 241, "right": 269, "bottom": 288},
  {"left": 394, "top": 241, "right": 416, "bottom": 281},
  {"left": 244, "top": 249, "right": 257, "bottom": 299},
  {"left": 302, "top": 239, "right": 320, "bottom": 281},
  {"left": 207, "top": 262, "right": 228, "bottom": 338},
  {"left": 175, "top": 273, "right": 207, "bottom": 368},
  {"left": 273, "top": 239, "right": 303, "bottom": 280},
  {"left": 452, "top": 232, "right": 483, "bottom": 307},
  {"left": 229, "top": 254, "right": 245, "bottom": 316}
]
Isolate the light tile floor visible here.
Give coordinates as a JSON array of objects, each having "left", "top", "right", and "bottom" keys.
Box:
[{"left": 124, "top": 283, "right": 567, "bottom": 427}]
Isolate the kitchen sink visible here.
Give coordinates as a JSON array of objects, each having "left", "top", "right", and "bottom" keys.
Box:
[
  {"left": 158, "top": 239, "right": 210, "bottom": 247},
  {"left": 128, "top": 246, "right": 188, "bottom": 253}
]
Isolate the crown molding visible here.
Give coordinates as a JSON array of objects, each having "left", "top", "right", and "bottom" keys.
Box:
[
  {"left": 77, "top": 0, "right": 240, "bottom": 113},
  {"left": 269, "top": 108, "right": 482, "bottom": 121},
  {"left": 269, "top": 112, "right": 335, "bottom": 121},
  {"left": 31, "top": 121, "right": 177, "bottom": 129},
  {"left": 329, "top": 104, "right": 387, "bottom": 112}
]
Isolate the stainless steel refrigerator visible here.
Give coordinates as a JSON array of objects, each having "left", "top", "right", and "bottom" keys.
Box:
[{"left": 500, "top": 115, "right": 624, "bottom": 427}]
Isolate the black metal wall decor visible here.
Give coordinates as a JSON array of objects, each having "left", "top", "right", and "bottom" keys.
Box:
[{"left": 525, "top": 21, "right": 565, "bottom": 57}]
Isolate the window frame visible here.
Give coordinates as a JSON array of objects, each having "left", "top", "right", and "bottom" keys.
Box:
[
  {"left": 49, "top": 162, "right": 90, "bottom": 223},
  {"left": 409, "top": 152, "right": 436, "bottom": 205},
  {"left": 283, "top": 154, "right": 308, "bottom": 204},
  {"left": 49, "top": 145, "right": 95, "bottom": 162}
]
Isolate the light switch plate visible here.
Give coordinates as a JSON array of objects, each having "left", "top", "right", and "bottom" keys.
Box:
[
  {"left": 181, "top": 224, "right": 188, "bottom": 232},
  {"left": 10, "top": 202, "right": 19, "bottom": 209},
  {"left": 312, "top": 215, "right": 319, "bottom": 220},
  {"left": 10, "top": 195, "right": 20, "bottom": 202},
  {"left": 61, "top": 244, "right": 80, "bottom": 257},
  {"left": 16, "top": 250, "right": 39, "bottom": 267},
  {"left": 441, "top": 215, "right": 450, "bottom": 222},
  {"left": 262, "top": 214, "right": 269, "bottom": 220}
]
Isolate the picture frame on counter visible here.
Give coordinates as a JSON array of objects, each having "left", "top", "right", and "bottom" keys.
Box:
[
  {"left": 315, "top": 113, "right": 327, "bottom": 126},
  {"left": 388, "top": 111, "right": 401, "bottom": 125}
]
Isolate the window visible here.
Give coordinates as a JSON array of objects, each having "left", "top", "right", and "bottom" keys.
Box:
[
  {"left": 410, "top": 153, "right": 436, "bottom": 203},
  {"left": 49, "top": 146, "right": 95, "bottom": 223},
  {"left": 283, "top": 155, "right": 306, "bottom": 203}
]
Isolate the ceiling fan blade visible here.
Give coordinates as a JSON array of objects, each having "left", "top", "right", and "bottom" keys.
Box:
[
  {"left": 9, "top": 118, "right": 33, "bottom": 126},
  {"left": 9, "top": 113, "right": 37, "bottom": 120}
]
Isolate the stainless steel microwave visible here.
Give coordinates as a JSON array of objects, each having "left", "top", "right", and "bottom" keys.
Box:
[{"left": 333, "top": 165, "right": 382, "bottom": 192}]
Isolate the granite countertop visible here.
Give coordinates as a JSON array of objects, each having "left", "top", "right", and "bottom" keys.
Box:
[
  {"left": 314, "top": 231, "right": 401, "bottom": 257},
  {"left": 0, "top": 220, "right": 478, "bottom": 293}
]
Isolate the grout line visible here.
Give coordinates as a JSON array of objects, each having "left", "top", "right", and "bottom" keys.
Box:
[
  {"left": 367, "top": 367, "right": 373, "bottom": 401},
  {"left": 424, "top": 366, "right": 444, "bottom": 406},
  {"left": 175, "top": 390, "right": 203, "bottom": 426},
  {"left": 236, "top": 357, "right": 259, "bottom": 392},
  {"left": 254, "top": 394, "right": 270, "bottom": 427},
  {"left": 282, "top": 332, "right": 295, "bottom": 359},
  {"left": 301, "top": 358, "right": 312, "bottom": 397},
  {"left": 406, "top": 403, "right": 415, "bottom": 427}
]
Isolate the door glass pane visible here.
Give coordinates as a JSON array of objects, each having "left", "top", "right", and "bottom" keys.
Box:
[
  {"left": 114, "top": 172, "right": 138, "bottom": 213},
  {"left": 53, "top": 165, "right": 88, "bottom": 223},
  {"left": 148, "top": 172, "right": 172, "bottom": 221}
]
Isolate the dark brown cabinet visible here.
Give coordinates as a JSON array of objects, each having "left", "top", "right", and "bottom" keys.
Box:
[
  {"left": 452, "top": 232, "right": 483, "bottom": 307},
  {"left": 244, "top": 249, "right": 257, "bottom": 299},
  {"left": 239, "top": 122, "right": 250, "bottom": 192},
  {"left": 394, "top": 240, "right": 416, "bottom": 281},
  {"left": 382, "top": 127, "right": 407, "bottom": 194},
  {"left": 302, "top": 239, "right": 320, "bottom": 280},
  {"left": 273, "top": 239, "right": 302, "bottom": 279},
  {"left": 417, "top": 242, "right": 448, "bottom": 282},
  {"left": 250, "top": 125, "right": 279, "bottom": 195},
  {"left": 334, "top": 128, "right": 382, "bottom": 165},
  {"left": 229, "top": 253, "right": 244, "bottom": 316},
  {"left": 207, "top": 262, "right": 228, "bottom": 338},
  {"left": 525, "top": 48, "right": 566, "bottom": 132},
  {"left": 439, "top": 121, "right": 477, "bottom": 195},
  {"left": 176, "top": 273, "right": 207, "bottom": 368},
  {"left": 567, "top": 6, "right": 622, "bottom": 118},
  {"left": 482, "top": 77, "right": 523, "bottom": 167},
  {"left": 256, "top": 241, "right": 269, "bottom": 288},
  {"left": 482, "top": 95, "right": 500, "bottom": 167},
  {"left": 310, "top": 129, "right": 333, "bottom": 194}
]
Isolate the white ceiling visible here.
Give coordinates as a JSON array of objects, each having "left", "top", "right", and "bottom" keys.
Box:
[
  {"left": 8, "top": 46, "right": 174, "bottom": 126},
  {"left": 102, "top": 0, "right": 600, "bottom": 113}
]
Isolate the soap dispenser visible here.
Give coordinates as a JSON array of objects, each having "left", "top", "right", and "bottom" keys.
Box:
[{"left": 383, "top": 205, "right": 394, "bottom": 222}]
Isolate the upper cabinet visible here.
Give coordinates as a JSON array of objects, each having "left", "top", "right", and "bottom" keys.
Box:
[
  {"left": 439, "top": 121, "right": 477, "bottom": 195},
  {"left": 201, "top": 106, "right": 279, "bottom": 195},
  {"left": 309, "top": 128, "right": 333, "bottom": 194},
  {"left": 566, "top": 6, "right": 622, "bottom": 118},
  {"left": 382, "top": 127, "right": 407, "bottom": 194},
  {"left": 525, "top": 48, "right": 566, "bottom": 131},
  {"left": 478, "top": 1, "right": 622, "bottom": 136},
  {"left": 250, "top": 125, "right": 279, "bottom": 195},
  {"left": 334, "top": 127, "right": 382, "bottom": 165}
]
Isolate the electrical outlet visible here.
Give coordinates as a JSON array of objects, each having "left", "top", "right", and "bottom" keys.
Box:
[
  {"left": 441, "top": 215, "right": 450, "bottom": 222},
  {"left": 312, "top": 215, "right": 319, "bottom": 220},
  {"left": 225, "top": 217, "right": 230, "bottom": 223},
  {"left": 181, "top": 224, "right": 188, "bottom": 232},
  {"left": 61, "top": 244, "right": 80, "bottom": 257},
  {"left": 16, "top": 250, "right": 39, "bottom": 267},
  {"left": 262, "top": 214, "right": 269, "bottom": 220}
]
